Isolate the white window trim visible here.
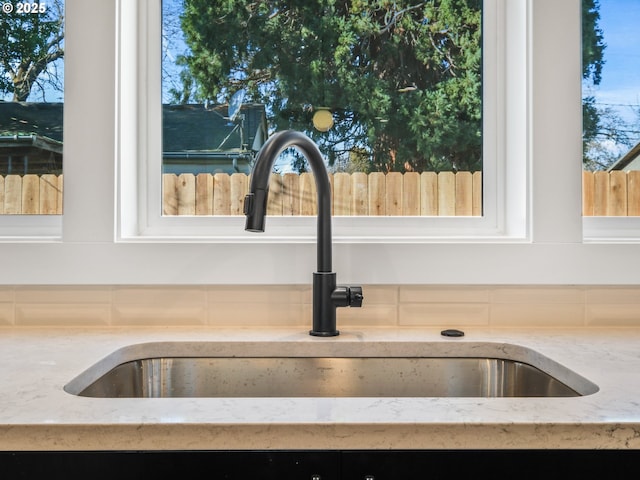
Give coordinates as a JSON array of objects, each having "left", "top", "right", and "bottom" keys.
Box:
[
  {"left": 2, "top": 0, "right": 640, "bottom": 286},
  {"left": 0, "top": 216, "right": 61, "bottom": 240},
  {"left": 118, "top": 0, "right": 527, "bottom": 243},
  {"left": 583, "top": 217, "right": 640, "bottom": 242}
]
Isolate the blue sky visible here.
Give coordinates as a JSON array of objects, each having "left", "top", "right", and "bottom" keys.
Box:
[{"left": 591, "top": 0, "right": 640, "bottom": 126}]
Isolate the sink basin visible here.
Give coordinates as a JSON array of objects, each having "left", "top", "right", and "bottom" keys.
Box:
[{"left": 64, "top": 341, "right": 598, "bottom": 398}]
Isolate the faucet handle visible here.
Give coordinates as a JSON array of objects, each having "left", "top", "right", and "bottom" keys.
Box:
[
  {"left": 332, "top": 286, "right": 364, "bottom": 308},
  {"left": 243, "top": 193, "right": 255, "bottom": 215},
  {"left": 349, "top": 286, "right": 364, "bottom": 307}
]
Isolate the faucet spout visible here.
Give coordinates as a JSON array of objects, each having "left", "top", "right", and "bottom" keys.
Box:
[{"left": 243, "top": 130, "right": 363, "bottom": 336}]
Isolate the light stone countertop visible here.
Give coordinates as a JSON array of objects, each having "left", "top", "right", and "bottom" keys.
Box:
[{"left": 1, "top": 326, "right": 640, "bottom": 451}]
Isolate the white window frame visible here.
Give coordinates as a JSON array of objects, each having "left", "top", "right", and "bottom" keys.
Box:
[
  {"left": 2, "top": 0, "right": 640, "bottom": 286},
  {"left": 119, "top": 0, "right": 525, "bottom": 242}
]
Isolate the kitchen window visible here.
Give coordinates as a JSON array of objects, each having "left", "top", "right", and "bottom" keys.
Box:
[
  {"left": 122, "top": 0, "right": 526, "bottom": 241},
  {"left": 0, "top": 0, "right": 64, "bottom": 237},
  {"left": 3, "top": 0, "right": 640, "bottom": 287},
  {"left": 160, "top": 0, "right": 483, "bottom": 219},
  {"left": 582, "top": 0, "right": 640, "bottom": 241}
]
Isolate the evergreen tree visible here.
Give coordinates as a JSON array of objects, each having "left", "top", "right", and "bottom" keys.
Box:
[
  {"left": 180, "top": 0, "right": 482, "bottom": 172},
  {"left": 177, "top": 0, "right": 607, "bottom": 171}
]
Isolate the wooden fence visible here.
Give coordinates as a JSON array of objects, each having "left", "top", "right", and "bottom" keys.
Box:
[
  {"left": 162, "top": 171, "right": 483, "bottom": 216},
  {"left": 0, "top": 174, "right": 63, "bottom": 214},
  {"left": 2, "top": 171, "right": 640, "bottom": 216},
  {"left": 583, "top": 171, "right": 640, "bottom": 216}
]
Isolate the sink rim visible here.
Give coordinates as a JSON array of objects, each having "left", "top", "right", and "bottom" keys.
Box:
[{"left": 64, "top": 341, "right": 600, "bottom": 397}]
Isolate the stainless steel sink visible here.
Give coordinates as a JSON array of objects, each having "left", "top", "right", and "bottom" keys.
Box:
[{"left": 65, "top": 342, "right": 599, "bottom": 398}]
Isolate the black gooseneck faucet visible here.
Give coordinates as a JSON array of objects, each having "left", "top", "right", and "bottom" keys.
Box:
[{"left": 243, "top": 130, "right": 363, "bottom": 336}]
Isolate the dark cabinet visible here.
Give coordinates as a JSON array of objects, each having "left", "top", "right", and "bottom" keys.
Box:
[
  {"left": 2, "top": 450, "right": 640, "bottom": 479},
  {"left": 0, "top": 451, "right": 338, "bottom": 480}
]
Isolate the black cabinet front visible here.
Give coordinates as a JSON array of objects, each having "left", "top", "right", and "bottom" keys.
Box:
[{"left": 3, "top": 450, "right": 640, "bottom": 479}]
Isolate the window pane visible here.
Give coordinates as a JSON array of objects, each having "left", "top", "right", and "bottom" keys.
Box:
[
  {"left": 161, "top": 0, "right": 482, "bottom": 217},
  {"left": 0, "top": 0, "right": 64, "bottom": 215},
  {"left": 582, "top": 0, "right": 640, "bottom": 216}
]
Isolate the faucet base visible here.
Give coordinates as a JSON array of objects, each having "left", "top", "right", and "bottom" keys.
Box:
[
  {"left": 312, "top": 272, "right": 339, "bottom": 337},
  {"left": 309, "top": 329, "right": 340, "bottom": 337}
]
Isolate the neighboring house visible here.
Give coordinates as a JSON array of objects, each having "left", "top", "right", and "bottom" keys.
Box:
[
  {"left": 607, "top": 141, "right": 640, "bottom": 171},
  {"left": 0, "top": 102, "right": 63, "bottom": 175},
  {"left": 162, "top": 103, "right": 267, "bottom": 175},
  {"left": 0, "top": 102, "right": 268, "bottom": 176}
]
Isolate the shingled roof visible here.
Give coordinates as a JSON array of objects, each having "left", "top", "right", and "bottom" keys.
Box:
[
  {"left": 0, "top": 101, "right": 63, "bottom": 142},
  {"left": 162, "top": 103, "right": 266, "bottom": 153},
  {"left": 0, "top": 102, "right": 268, "bottom": 175}
]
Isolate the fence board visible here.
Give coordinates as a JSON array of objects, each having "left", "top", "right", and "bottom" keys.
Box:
[
  {"left": 455, "top": 171, "right": 473, "bottom": 216},
  {"left": 403, "top": 172, "right": 420, "bottom": 216},
  {"left": 351, "top": 172, "right": 368, "bottom": 215},
  {"left": 438, "top": 172, "right": 456, "bottom": 216},
  {"left": 177, "top": 173, "right": 196, "bottom": 215},
  {"left": 196, "top": 173, "right": 213, "bottom": 215},
  {"left": 629, "top": 171, "right": 640, "bottom": 216},
  {"left": 593, "top": 171, "right": 609, "bottom": 216},
  {"left": 57, "top": 174, "right": 63, "bottom": 214},
  {"left": 385, "top": 172, "right": 402, "bottom": 216},
  {"left": 4, "top": 175, "right": 21, "bottom": 214},
  {"left": 266, "top": 173, "right": 283, "bottom": 215},
  {"left": 472, "top": 171, "right": 482, "bottom": 216},
  {"left": 333, "top": 172, "right": 351, "bottom": 216},
  {"left": 368, "top": 172, "right": 385, "bottom": 216},
  {"left": 213, "top": 173, "right": 231, "bottom": 215},
  {"left": 21, "top": 175, "right": 39, "bottom": 214},
  {"left": 609, "top": 170, "right": 627, "bottom": 216},
  {"left": 420, "top": 172, "right": 438, "bottom": 215},
  {"left": 230, "top": 173, "right": 247, "bottom": 215},
  {"left": 163, "top": 173, "right": 178, "bottom": 215},
  {"left": 583, "top": 171, "right": 595, "bottom": 216},
  {"left": 40, "top": 174, "right": 59, "bottom": 214},
  {"left": 282, "top": 172, "right": 300, "bottom": 216},
  {"left": 300, "top": 172, "right": 316, "bottom": 215}
]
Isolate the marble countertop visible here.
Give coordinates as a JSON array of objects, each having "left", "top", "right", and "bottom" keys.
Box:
[{"left": 1, "top": 326, "right": 640, "bottom": 451}]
